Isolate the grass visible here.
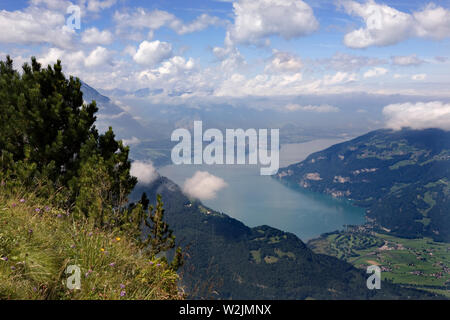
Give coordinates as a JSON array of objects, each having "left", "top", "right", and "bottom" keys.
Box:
[
  {"left": 0, "top": 188, "right": 182, "bottom": 300},
  {"left": 309, "top": 229, "right": 450, "bottom": 296}
]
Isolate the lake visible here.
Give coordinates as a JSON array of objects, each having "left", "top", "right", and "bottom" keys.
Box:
[{"left": 159, "top": 138, "right": 366, "bottom": 241}]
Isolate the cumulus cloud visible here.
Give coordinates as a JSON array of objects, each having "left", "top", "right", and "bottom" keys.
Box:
[
  {"left": 81, "top": 27, "right": 113, "bottom": 45},
  {"left": 130, "top": 161, "right": 159, "bottom": 185},
  {"left": 138, "top": 56, "right": 195, "bottom": 83},
  {"left": 133, "top": 40, "right": 173, "bottom": 66},
  {"left": 284, "top": 103, "right": 339, "bottom": 113},
  {"left": 85, "top": 46, "right": 111, "bottom": 67},
  {"left": 339, "top": 0, "right": 450, "bottom": 48},
  {"left": 183, "top": 171, "right": 228, "bottom": 200},
  {"left": 227, "top": 0, "right": 319, "bottom": 45},
  {"left": 265, "top": 51, "right": 303, "bottom": 73},
  {"left": 383, "top": 101, "right": 450, "bottom": 130},
  {"left": 0, "top": 6, "right": 74, "bottom": 48},
  {"left": 363, "top": 67, "right": 388, "bottom": 78},
  {"left": 391, "top": 54, "right": 424, "bottom": 66}
]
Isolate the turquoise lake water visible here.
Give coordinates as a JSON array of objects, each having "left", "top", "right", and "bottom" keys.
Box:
[{"left": 159, "top": 139, "right": 366, "bottom": 241}]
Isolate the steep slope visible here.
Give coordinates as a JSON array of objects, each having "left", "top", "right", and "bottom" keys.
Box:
[
  {"left": 276, "top": 129, "right": 450, "bottom": 241},
  {"left": 81, "top": 82, "right": 150, "bottom": 139},
  {"left": 131, "top": 176, "right": 440, "bottom": 299}
]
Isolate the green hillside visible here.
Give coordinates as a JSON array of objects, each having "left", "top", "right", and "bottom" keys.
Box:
[
  {"left": 0, "top": 57, "right": 181, "bottom": 300},
  {"left": 276, "top": 129, "right": 450, "bottom": 241},
  {"left": 132, "top": 177, "right": 442, "bottom": 299},
  {"left": 0, "top": 188, "right": 180, "bottom": 300}
]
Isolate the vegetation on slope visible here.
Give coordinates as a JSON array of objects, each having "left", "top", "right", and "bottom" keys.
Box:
[
  {"left": 276, "top": 129, "right": 450, "bottom": 241},
  {"left": 0, "top": 187, "right": 180, "bottom": 300},
  {"left": 132, "top": 176, "right": 443, "bottom": 299},
  {"left": 0, "top": 56, "right": 182, "bottom": 300},
  {"left": 308, "top": 227, "right": 450, "bottom": 297}
]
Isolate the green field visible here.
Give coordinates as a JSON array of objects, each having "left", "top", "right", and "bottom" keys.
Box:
[{"left": 308, "top": 229, "right": 450, "bottom": 296}]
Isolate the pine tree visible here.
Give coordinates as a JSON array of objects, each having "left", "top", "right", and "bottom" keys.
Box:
[
  {"left": 0, "top": 56, "right": 136, "bottom": 226},
  {"left": 142, "top": 194, "right": 183, "bottom": 270}
]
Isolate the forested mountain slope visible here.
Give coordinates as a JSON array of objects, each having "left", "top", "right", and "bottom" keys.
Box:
[
  {"left": 132, "top": 177, "right": 440, "bottom": 299},
  {"left": 276, "top": 129, "right": 450, "bottom": 241}
]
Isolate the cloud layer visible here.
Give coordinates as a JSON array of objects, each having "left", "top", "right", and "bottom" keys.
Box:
[
  {"left": 383, "top": 101, "right": 450, "bottom": 130},
  {"left": 183, "top": 171, "right": 228, "bottom": 200}
]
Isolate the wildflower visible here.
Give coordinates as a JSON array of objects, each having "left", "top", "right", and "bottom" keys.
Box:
[
  {"left": 85, "top": 269, "right": 93, "bottom": 277},
  {"left": 10, "top": 266, "right": 16, "bottom": 270},
  {"left": 100, "top": 248, "right": 105, "bottom": 252},
  {"left": 45, "top": 206, "right": 50, "bottom": 212},
  {"left": 120, "top": 284, "right": 125, "bottom": 289},
  {"left": 33, "top": 287, "right": 37, "bottom": 292},
  {"left": 11, "top": 203, "right": 17, "bottom": 208},
  {"left": 156, "top": 263, "right": 161, "bottom": 267},
  {"left": 88, "top": 232, "right": 93, "bottom": 237},
  {"left": 148, "top": 261, "right": 154, "bottom": 265},
  {"left": 109, "top": 262, "right": 116, "bottom": 267},
  {"left": 28, "top": 229, "right": 33, "bottom": 234},
  {"left": 35, "top": 208, "right": 40, "bottom": 213},
  {"left": 115, "top": 237, "right": 121, "bottom": 241},
  {"left": 57, "top": 214, "right": 62, "bottom": 218},
  {"left": 71, "top": 244, "right": 76, "bottom": 249},
  {"left": 120, "top": 290, "right": 126, "bottom": 297},
  {"left": 19, "top": 199, "right": 25, "bottom": 203},
  {"left": 1, "top": 257, "right": 7, "bottom": 261}
]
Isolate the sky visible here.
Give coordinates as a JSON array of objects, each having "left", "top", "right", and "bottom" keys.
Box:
[{"left": 1, "top": 0, "right": 450, "bottom": 127}]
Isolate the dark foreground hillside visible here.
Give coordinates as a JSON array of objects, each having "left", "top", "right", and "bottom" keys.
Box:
[
  {"left": 277, "top": 129, "right": 450, "bottom": 241},
  {"left": 132, "top": 177, "right": 442, "bottom": 299}
]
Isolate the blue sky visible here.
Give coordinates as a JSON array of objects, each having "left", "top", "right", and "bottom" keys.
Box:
[{"left": 0, "top": 0, "right": 449, "bottom": 106}]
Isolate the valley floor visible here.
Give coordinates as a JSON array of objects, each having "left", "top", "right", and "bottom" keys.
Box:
[{"left": 308, "top": 226, "right": 450, "bottom": 297}]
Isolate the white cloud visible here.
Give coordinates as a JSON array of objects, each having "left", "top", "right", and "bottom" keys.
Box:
[
  {"left": 38, "top": 47, "right": 85, "bottom": 68},
  {"left": 85, "top": 46, "right": 111, "bottom": 67},
  {"left": 183, "top": 171, "right": 228, "bottom": 200},
  {"left": 0, "top": 6, "right": 74, "bottom": 48},
  {"left": 81, "top": 27, "right": 113, "bottom": 45},
  {"left": 363, "top": 67, "right": 388, "bottom": 78},
  {"left": 411, "top": 73, "right": 427, "bottom": 81},
  {"left": 284, "top": 103, "right": 339, "bottom": 113},
  {"left": 340, "top": 0, "right": 450, "bottom": 48},
  {"left": 87, "top": 0, "right": 117, "bottom": 12},
  {"left": 130, "top": 161, "right": 158, "bottom": 185},
  {"left": 265, "top": 51, "right": 303, "bottom": 73},
  {"left": 114, "top": 8, "right": 222, "bottom": 38},
  {"left": 138, "top": 56, "right": 195, "bottom": 84},
  {"left": 122, "top": 136, "right": 141, "bottom": 146},
  {"left": 323, "top": 72, "right": 357, "bottom": 85},
  {"left": 37, "top": 46, "right": 111, "bottom": 69},
  {"left": 30, "top": 0, "right": 72, "bottom": 11},
  {"left": 227, "top": 0, "right": 319, "bottom": 45},
  {"left": 133, "top": 40, "right": 173, "bottom": 66},
  {"left": 383, "top": 101, "right": 450, "bottom": 130},
  {"left": 391, "top": 54, "right": 424, "bottom": 66},
  {"left": 175, "top": 14, "right": 224, "bottom": 35}
]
